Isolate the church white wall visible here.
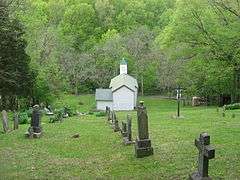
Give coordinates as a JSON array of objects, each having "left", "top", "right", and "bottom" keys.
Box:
[
  {"left": 113, "top": 86, "right": 134, "bottom": 111},
  {"left": 96, "top": 101, "right": 113, "bottom": 110}
]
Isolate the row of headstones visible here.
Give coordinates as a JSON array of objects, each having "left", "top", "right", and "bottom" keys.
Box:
[
  {"left": 1, "top": 110, "right": 19, "bottom": 133},
  {"left": 1, "top": 105, "right": 42, "bottom": 138},
  {"left": 105, "top": 102, "right": 216, "bottom": 180}
]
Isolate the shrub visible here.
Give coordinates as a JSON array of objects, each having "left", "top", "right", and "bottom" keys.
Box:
[
  {"left": 64, "top": 106, "right": 77, "bottom": 117},
  {"left": 49, "top": 109, "right": 63, "bottom": 123},
  {"left": 95, "top": 111, "right": 106, "bottom": 117},
  {"left": 26, "top": 108, "right": 33, "bottom": 117},
  {"left": 18, "top": 112, "right": 29, "bottom": 124},
  {"left": 224, "top": 103, "right": 240, "bottom": 110}
]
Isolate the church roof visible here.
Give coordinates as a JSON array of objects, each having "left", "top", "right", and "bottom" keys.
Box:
[
  {"left": 109, "top": 74, "right": 138, "bottom": 92},
  {"left": 95, "top": 89, "right": 113, "bottom": 101}
]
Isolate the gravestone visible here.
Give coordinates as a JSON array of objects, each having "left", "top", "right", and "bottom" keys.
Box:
[
  {"left": 25, "top": 105, "right": 42, "bottom": 138},
  {"left": 121, "top": 121, "right": 127, "bottom": 137},
  {"left": 1, "top": 110, "right": 9, "bottom": 133},
  {"left": 44, "top": 106, "right": 54, "bottom": 116},
  {"left": 123, "top": 114, "right": 134, "bottom": 145},
  {"left": 113, "top": 111, "right": 120, "bottom": 132},
  {"left": 189, "top": 133, "right": 215, "bottom": 180},
  {"left": 135, "top": 101, "right": 153, "bottom": 157},
  {"left": 13, "top": 111, "right": 19, "bottom": 130},
  {"left": 106, "top": 106, "right": 111, "bottom": 121}
]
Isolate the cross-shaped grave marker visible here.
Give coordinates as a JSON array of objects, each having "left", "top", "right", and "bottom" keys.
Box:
[{"left": 190, "top": 132, "right": 215, "bottom": 180}]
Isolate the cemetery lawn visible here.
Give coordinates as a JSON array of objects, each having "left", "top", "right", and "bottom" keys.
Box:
[{"left": 0, "top": 95, "right": 240, "bottom": 179}]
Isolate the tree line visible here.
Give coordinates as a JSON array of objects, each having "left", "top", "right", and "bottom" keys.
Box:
[{"left": 0, "top": 0, "right": 239, "bottom": 110}]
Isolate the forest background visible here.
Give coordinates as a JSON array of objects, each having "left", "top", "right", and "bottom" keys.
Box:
[{"left": 1, "top": 0, "right": 240, "bottom": 109}]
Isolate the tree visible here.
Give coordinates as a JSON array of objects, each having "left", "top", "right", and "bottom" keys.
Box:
[
  {"left": 0, "top": 1, "right": 34, "bottom": 110},
  {"left": 158, "top": 0, "right": 240, "bottom": 103}
]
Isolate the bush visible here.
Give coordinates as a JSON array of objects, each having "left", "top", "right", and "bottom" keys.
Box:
[
  {"left": 18, "top": 112, "right": 29, "bottom": 124},
  {"left": 26, "top": 108, "right": 33, "bottom": 117},
  {"left": 224, "top": 103, "right": 240, "bottom": 110},
  {"left": 64, "top": 106, "right": 77, "bottom": 117},
  {"left": 95, "top": 111, "right": 106, "bottom": 117},
  {"left": 49, "top": 109, "right": 64, "bottom": 123}
]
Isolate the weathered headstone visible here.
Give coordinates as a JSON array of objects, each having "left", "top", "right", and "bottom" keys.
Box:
[
  {"left": 1, "top": 110, "right": 9, "bottom": 133},
  {"left": 25, "top": 105, "right": 42, "bottom": 138},
  {"left": 113, "top": 111, "right": 120, "bottom": 132},
  {"left": 13, "top": 111, "right": 19, "bottom": 130},
  {"left": 106, "top": 106, "right": 111, "bottom": 121},
  {"left": 121, "top": 121, "right": 127, "bottom": 137},
  {"left": 134, "top": 101, "right": 153, "bottom": 158},
  {"left": 111, "top": 110, "right": 115, "bottom": 125},
  {"left": 189, "top": 133, "right": 215, "bottom": 180},
  {"left": 123, "top": 114, "right": 134, "bottom": 145}
]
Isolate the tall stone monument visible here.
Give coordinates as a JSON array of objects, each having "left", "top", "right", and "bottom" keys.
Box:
[
  {"left": 135, "top": 101, "right": 153, "bottom": 158},
  {"left": 25, "top": 105, "right": 42, "bottom": 138}
]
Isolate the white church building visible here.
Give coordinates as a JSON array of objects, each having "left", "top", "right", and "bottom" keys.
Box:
[{"left": 95, "top": 59, "right": 138, "bottom": 111}]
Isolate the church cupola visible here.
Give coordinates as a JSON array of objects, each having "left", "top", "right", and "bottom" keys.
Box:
[{"left": 120, "top": 58, "right": 128, "bottom": 74}]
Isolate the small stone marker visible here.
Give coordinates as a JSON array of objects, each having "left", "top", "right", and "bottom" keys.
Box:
[
  {"left": 123, "top": 114, "right": 134, "bottom": 145},
  {"left": 1, "top": 110, "right": 9, "bottom": 133},
  {"left": 189, "top": 133, "right": 215, "bottom": 180},
  {"left": 112, "top": 111, "right": 120, "bottom": 132},
  {"left": 121, "top": 121, "right": 127, "bottom": 137},
  {"left": 25, "top": 105, "right": 42, "bottom": 138},
  {"left": 135, "top": 101, "right": 153, "bottom": 158},
  {"left": 13, "top": 111, "right": 19, "bottom": 130}
]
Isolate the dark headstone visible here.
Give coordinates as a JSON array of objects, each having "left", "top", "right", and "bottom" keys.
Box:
[
  {"left": 189, "top": 133, "right": 215, "bottom": 180},
  {"left": 113, "top": 111, "right": 120, "bottom": 132},
  {"left": 106, "top": 106, "right": 111, "bottom": 121},
  {"left": 1, "top": 110, "right": 9, "bottom": 133},
  {"left": 121, "top": 121, "right": 127, "bottom": 137},
  {"left": 134, "top": 102, "right": 153, "bottom": 158},
  {"left": 25, "top": 105, "right": 42, "bottom": 138},
  {"left": 13, "top": 111, "right": 19, "bottom": 130},
  {"left": 123, "top": 114, "right": 134, "bottom": 145}
]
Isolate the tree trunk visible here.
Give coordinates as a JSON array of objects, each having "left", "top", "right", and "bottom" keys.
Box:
[{"left": 141, "top": 75, "right": 144, "bottom": 96}]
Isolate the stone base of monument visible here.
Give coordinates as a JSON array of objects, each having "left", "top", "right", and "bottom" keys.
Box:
[
  {"left": 25, "top": 132, "right": 42, "bottom": 138},
  {"left": 134, "top": 138, "right": 153, "bottom": 158},
  {"left": 189, "top": 172, "right": 212, "bottom": 180},
  {"left": 25, "top": 127, "right": 42, "bottom": 138},
  {"left": 123, "top": 137, "right": 135, "bottom": 145}
]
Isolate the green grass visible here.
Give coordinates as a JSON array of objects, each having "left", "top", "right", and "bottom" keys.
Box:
[{"left": 0, "top": 95, "right": 240, "bottom": 179}]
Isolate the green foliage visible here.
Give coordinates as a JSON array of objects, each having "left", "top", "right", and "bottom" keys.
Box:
[
  {"left": 49, "top": 109, "right": 63, "bottom": 123},
  {"left": 63, "top": 106, "right": 76, "bottom": 117},
  {"left": 224, "top": 103, "right": 240, "bottom": 110},
  {"left": 18, "top": 112, "right": 29, "bottom": 124},
  {"left": 95, "top": 111, "right": 106, "bottom": 117},
  {"left": 0, "top": 2, "right": 35, "bottom": 110}
]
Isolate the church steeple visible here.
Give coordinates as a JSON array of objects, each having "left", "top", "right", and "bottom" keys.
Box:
[{"left": 120, "top": 58, "right": 127, "bottom": 74}]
